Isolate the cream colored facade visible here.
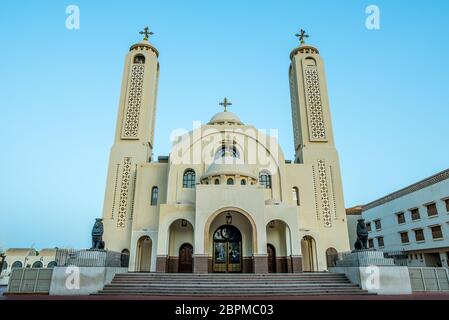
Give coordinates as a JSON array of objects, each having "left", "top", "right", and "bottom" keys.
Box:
[{"left": 100, "top": 36, "right": 350, "bottom": 273}]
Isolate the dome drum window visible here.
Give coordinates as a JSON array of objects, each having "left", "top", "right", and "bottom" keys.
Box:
[{"left": 259, "top": 171, "right": 272, "bottom": 189}]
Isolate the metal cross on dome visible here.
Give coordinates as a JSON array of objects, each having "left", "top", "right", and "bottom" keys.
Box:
[
  {"left": 219, "top": 97, "right": 232, "bottom": 112},
  {"left": 295, "top": 29, "right": 309, "bottom": 44},
  {"left": 139, "top": 26, "right": 154, "bottom": 41}
]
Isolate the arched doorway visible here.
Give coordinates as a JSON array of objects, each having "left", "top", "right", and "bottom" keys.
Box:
[
  {"left": 168, "top": 219, "right": 194, "bottom": 273},
  {"left": 121, "top": 249, "right": 130, "bottom": 268},
  {"left": 178, "top": 243, "right": 193, "bottom": 273},
  {"left": 266, "top": 220, "right": 292, "bottom": 273},
  {"left": 267, "top": 244, "right": 276, "bottom": 273},
  {"left": 301, "top": 236, "right": 317, "bottom": 272},
  {"left": 213, "top": 225, "right": 242, "bottom": 273},
  {"left": 326, "top": 248, "right": 338, "bottom": 268},
  {"left": 136, "top": 236, "right": 152, "bottom": 272}
]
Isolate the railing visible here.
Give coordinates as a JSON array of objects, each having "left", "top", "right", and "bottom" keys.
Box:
[
  {"left": 328, "top": 250, "right": 408, "bottom": 267},
  {"left": 55, "top": 249, "right": 129, "bottom": 268},
  {"left": 408, "top": 267, "right": 449, "bottom": 291}
]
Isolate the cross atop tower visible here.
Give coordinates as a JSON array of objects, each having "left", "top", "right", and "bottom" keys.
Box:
[
  {"left": 295, "top": 29, "right": 309, "bottom": 44},
  {"left": 219, "top": 97, "right": 232, "bottom": 112},
  {"left": 139, "top": 26, "right": 154, "bottom": 41}
]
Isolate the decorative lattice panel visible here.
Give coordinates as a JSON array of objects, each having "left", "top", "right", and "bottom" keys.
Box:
[
  {"left": 122, "top": 64, "right": 145, "bottom": 139},
  {"left": 304, "top": 67, "right": 327, "bottom": 141},
  {"left": 117, "top": 157, "right": 132, "bottom": 228},
  {"left": 312, "top": 166, "right": 320, "bottom": 220},
  {"left": 111, "top": 164, "right": 120, "bottom": 219},
  {"left": 317, "top": 160, "right": 332, "bottom": 227}
]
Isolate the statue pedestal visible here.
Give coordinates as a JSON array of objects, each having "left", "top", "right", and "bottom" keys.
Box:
[
  {"left": 336, "top": 249, "right": 395, "bottom": 267},
  {"left": 329, "top": 250, "right": 412, "bottom": 295}
]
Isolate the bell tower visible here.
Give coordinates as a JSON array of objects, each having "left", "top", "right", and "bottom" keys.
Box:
[
  {"left": 101, "top": 27, "right": 160, "bottom": 251},
  {"left": 289, "top": 30, "right": 348, "bottom": 237},
  {"left": 289, "top": 30, "right": 335, "bottom": 164}
]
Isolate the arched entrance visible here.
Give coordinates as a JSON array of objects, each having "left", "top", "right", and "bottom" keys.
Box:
[
  {"left": 301, "top": 236, "right": 317, "bottom": 272},
  {"left": 179, "top": 243, "right": 193, "bottom": 273},
  {"left": 136, "top": 236, "right": 152, "bottom": 272},
  {"left": 326, "top": 247, "right": 338, "bottom": 268},
  {"left": 213, "top": 225, "right": 242, "bottom": 273},
  {"left": 168, "top": 219, "right": 194, "bottom": 273},
  {"left": 267, "top": 244, "right": 276, "bottom": 273},
  {"left": 266, "top": 220, "right": 292, "bottom": 273}
]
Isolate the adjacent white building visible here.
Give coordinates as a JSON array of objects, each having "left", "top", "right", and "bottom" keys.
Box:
[
  {"left": 0, "top": 248, "right": 57, "bottom": 285},
  {"left": 360, "top": 169, "right": 449, "bottom": 267}
]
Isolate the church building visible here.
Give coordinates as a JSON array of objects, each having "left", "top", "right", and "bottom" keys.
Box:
[{"left": 100, "top": 28, "right": 350, "bottom": 273}]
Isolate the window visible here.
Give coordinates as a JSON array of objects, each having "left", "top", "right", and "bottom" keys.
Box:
[
  {"left": 216, "top": 144, "right": 239, "bottom": 159},
  {"left": 445, "top": 198, "right": 449, "bottom": 212},
  {"left": 374, "top": 219, "right": 382, "bottom": 230},
  {"left": 430, "top": 225, "right": 443, "bottom": 239},
  {"left": 292, "top": 187, "right": 300, "bottom": 206},
  {"left": 240, "top": 179, "right": 246, "bottom": 185},
  {"left": 397, "top": 212, "right": 405, "bottom": 224},
  {"left": 410, "top": 208, "right": 420, "bottom": 220},
  {"left": 426, "top": 203, "right": 438, "bottom": 217},
  {"left": 11, "top": 261, "right": 22, "bottom": 269},
  {"left": 214, "top": 179, "right": 220, "bottom": 185},
  {"left": 227, "top": 178, "right": 234, "bottom": 185},
  {"left": 183, "top": 170, "right": 196, "bottom": 188},
  {"left": 259, "top": 171, "right": 272, "bottom": 189},
  {"left": 47, "top": 261, "right": 57, "bottom": 268},
  {"left": 414, "top": 229, "right": 425, "bottom": 242},
  {"left": 400, "top": 232, "right": 409, "bottom": 244},
  {"left": 133, "top": 54, "right": 145, "bottom": 64},
  {"left": 368, "top": 239, "right": 374, "bottom": 248},
  {"left": 366, "top": 222, "right": 371, "bottom": 232},
  {"left": 32, "top": 261, "right": 43, "bottom": 268},
  {"left": 377, "top": 236, "right": 384, "bottom": 247},
  {"left": 2, "top": 261, "right": 7, "bottom": 271},
  {"left": 151, "top": 186, "right": 158, "bottom": 206}
]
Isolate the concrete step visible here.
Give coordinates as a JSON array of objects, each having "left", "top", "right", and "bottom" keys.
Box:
[{"left": 95, "top": 272, "right": 374, "bottom": 296}]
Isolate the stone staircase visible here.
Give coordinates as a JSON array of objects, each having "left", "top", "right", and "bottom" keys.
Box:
[{"left": 96, "top": 273, "right": 374, "bottom": 296}]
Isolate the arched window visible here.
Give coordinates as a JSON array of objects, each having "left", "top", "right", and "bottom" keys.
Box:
[
  {"left": 47, "top": 261, "right": 57, "bottom": 268},
  {"left": 151, "top": 186, "right": 159, "bottom": 206},
  {"left": 240, "top": 179, "right": 246, "bottom": 185},
  {"left": 32, "top": 261, "right": 43, "bottom": 268},
  {"left": 214, "top": 179, "right": 220, "bottom": 185},
  {"left": 215, "top": 144, "right": 239, "bottom": 159},
  {"left": 292, "top": 187, "right": 300, "bottom": 206},
  {"left": 11, "top": 261, "right": 22, "bottom": 269},
  {"left": 183, "top": 169, "right": 196, "bottom": 188},
  {"left": 227, "top": 178, "right": 234, "bottom": 185},
  {"left": 259, "top": 171, "right": 272, "bottom": 189},
  {"left": 133, "top": 54, "right": 145, "bottom": 64}
]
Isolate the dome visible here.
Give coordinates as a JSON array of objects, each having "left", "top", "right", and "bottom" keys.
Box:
[
  {"left": 208, "top": 111, "right": 243, "bottom": 125},
  {"left": 202, "top": 156, "right": 256, "bottom": 180}
]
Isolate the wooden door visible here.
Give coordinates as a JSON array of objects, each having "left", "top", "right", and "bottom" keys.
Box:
[
  {"left": 178, "top": 243, "right": 193, "bottom": 273},
  {"left": 267, "top": 244, "right": 276, "bottom": 273}
]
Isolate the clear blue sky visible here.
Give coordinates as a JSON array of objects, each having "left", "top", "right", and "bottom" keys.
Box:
[{"left": 1, "top": 0, "right": 448, "bottom": 249}]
